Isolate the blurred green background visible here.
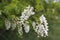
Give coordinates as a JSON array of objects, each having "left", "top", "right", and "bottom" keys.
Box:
[{"left": 0, "top": 0, "right": 60, "bottom": 40}]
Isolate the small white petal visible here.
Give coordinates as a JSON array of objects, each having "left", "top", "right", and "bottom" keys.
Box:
[{"left": 24, "top": 25, "right": 30, "bottom": 33}]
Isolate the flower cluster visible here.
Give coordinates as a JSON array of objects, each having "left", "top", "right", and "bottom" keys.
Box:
[
  {"left": 22, "top": 22, "right": 30, "bottom": 33},
  {"left": 5, "top": 5, "right": 35, "bottom": 35},
  {"left": 5, "top": 17, "right": 19, "bottom": 30},
  {"left": 20, "top": 5, "right": 35, "bottom": 21},
  {"left": 32, "top": 15, "right": 48, "bottom": 37},
  {"left": 5, "top": 5, "right": 49, "bottom": 37},
  {"left": 20, "top": 5, "right": 35, "bottom": 33},
  {"left": 5, "top": 17, "right": 23, "bottom": 36}
]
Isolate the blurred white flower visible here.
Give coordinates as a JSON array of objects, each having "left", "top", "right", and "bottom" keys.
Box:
[
  {"left": 40, "top": 14, "right": 48, "bottom": 37},
  {"left": 32, "top": 14, "right": 49, "bottom": 37},
  {"left": 19, "top": 5, "right": 35, "bottom": 33},
  {"left": 23, "top": 23, "right": 30, "bottom": 33},
  {"left": 40, "top": 15, "right": 46, "bottom": 23},
  {"left": 32, "top": 22, "right": 36, "bottom": 29},
  {"left": 5, "top": 19, "right": 11, "bottom": 30},
  {"left": 20, "top": 5, "right": 35, "bottom": 22},
  {"left": 4, "top": 5, "right": 49, "bottom": 37}
]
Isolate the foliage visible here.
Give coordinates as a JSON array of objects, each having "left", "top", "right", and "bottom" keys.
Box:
[{"left": 0, "top": 0, "right": 60, "bottom": 40}]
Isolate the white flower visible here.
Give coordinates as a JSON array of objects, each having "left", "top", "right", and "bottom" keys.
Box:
[
  {"left": 5, "top": 19, "right": 11, "bottom": 30},
  {"left": 40, "top": 15, "right": 46, "bottom": 23},
  {"left": 32, "top": 22, "right": 36, "bottom": 29},
  {"left": 40, "top": 15, "right": 48, "bottom": 28},
  {"left": 32, "top": 14, "right": 49, "bottom": 37},
  {"left": 39, "top": 14, "right": 48, "bottom": 37},
  {"left": 23, "top": 23, "right": 30, "bottom": 33},
  {"left": 19, "top": 5, "right": 35, "bottom": 33},
  {"left": 20, "top": 5, "right": 35, "bottom": 22},
  {"left": 24, "top": 25, "right": 30, "bottom": 33}
]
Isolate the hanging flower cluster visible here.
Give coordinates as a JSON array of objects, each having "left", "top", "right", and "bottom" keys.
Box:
[
  {"left": 5, "top": 5, "right": 49, "bottom": 37},
  {"left": 32, "top": 15, "right": 48, "bottom": 37},
  {"left": 5, "top": 17, "right": 19, "bottom": 30},
  {"left": 20, "top": 5, "right": 35, "bottom": 21},
  {"left": 19, "top": 5, "right": 35, "bottom": 34},
  {"left": 5, "top": 5, "right": 35, "bottom": 35}
]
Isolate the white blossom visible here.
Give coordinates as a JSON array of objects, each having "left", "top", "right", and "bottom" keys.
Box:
[
  {"left": 32, "top": 14, "right": 49, "bottom": 37},
  {"left": 40, "top": 15, "right": 48, "bottom": 37},
  {"left": 19, "top": 5, "right": 35, "bottom": 33},
  {"left": 5, "top": 5, "right": 35, "bottom": 35},
  {"left": 23, "top": 23, "right": 30, "bottom": 33},
  {"left": 5, "top": 19, "right": 11, "bottom": 30},
  {"left": 40, "top": 15, "right": 46, "bottom": 23},
  {"left": 32, "top": 22, "right": 36, "bottom": 30},
  {"left": 20, "top": 5, "right": 35, "bottom": 22},
  {"left": 5, "top": 5, "right": 49, "bottom": 37}
]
